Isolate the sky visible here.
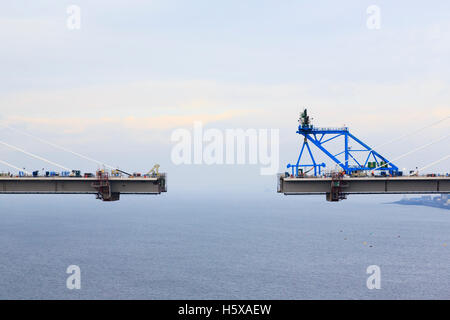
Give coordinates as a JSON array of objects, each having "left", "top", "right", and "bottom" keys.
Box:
[{"left": 0, "top": 0, "right": 449, "bottom": 194}]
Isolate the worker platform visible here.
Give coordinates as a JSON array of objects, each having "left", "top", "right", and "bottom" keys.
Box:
[
  {"left": 278, "top": 175, "right": 450, "bottom": 201},
  {"left": 0, "top": 173, "right": 167, "bottom": 201}
]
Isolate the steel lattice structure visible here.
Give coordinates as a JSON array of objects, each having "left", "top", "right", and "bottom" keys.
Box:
[{"left": 287, "top": 109, "right": 399, "bottom": 177}]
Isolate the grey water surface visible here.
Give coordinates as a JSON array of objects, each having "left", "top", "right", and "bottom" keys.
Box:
[{"left": 0, "top": 193, "right": 449, "bottom": 299}]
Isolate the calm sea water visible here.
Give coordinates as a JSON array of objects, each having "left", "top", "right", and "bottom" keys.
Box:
[{"left": 0, "top": 192, "right": 449, "bottom": 299}]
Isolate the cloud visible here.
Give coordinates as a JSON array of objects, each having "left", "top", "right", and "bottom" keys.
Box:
[
  {"left": 1, "top": 78, "right": 449, "bottom": 137},
  {"left": 2, "top": 110, "right": 246, "bottom": 134}
]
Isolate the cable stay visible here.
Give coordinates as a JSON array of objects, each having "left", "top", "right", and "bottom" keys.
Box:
[
  {"left": 0, "top": 140, "right": 70, "bottom": 171},
  {"left": 412, "top": 154, "right": 450, "bottom": 175},
  {"left": 0, "top": 160, "right": 31, "bottom": 175},
  {"left": 332, "top": 114, "right": 450, "bottom": 169},
  {"left": 0, "top": 124, "right": 132, "bottom": 176},
  {"left": 373, "top": 115, "right": 449, "bottom": 150},
  {"left": 373, "top": 133, "right": 450, "bottom": 171}
]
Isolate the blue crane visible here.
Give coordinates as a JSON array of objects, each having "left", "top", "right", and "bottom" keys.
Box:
[{"left": 287, "top": 109, "right": 399, "bottom": 177}]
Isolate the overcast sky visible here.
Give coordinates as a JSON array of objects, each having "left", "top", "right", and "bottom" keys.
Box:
[{"left": 0, "top": 1, "right": 449, "bottom": 194}]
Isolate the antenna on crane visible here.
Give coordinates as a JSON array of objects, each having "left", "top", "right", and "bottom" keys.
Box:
[{"left": 299, "top": 108, "right": 312, "bottom": 128}]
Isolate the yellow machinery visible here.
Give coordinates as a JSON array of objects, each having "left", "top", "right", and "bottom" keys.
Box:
[{"left": 147, "top": 164, "right": 160, "bottom": 176}]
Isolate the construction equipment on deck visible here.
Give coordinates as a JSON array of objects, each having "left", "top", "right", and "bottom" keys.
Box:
[
  {"left": 147, "top": 164, "right": 160, "bottom": 176},
  {"left": 280, "top": 109, "right": 449, "bottom": 201},
  {"left": 287, "top": 109, "right": 398, "bottom": 177}
]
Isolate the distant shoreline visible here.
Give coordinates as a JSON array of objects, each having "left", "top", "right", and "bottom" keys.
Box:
[{"left": 391, "top": 195, "right": 449, "bottom": 210}]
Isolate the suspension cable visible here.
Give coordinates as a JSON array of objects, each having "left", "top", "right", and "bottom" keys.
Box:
[{"left": 0, "top": 140, "right": 70, "bottom": 171}]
